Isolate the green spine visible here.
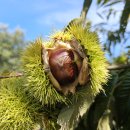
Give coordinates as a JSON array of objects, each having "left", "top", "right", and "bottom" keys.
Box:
[{"left": 22, "top": 39, "right": 67, "bottom": 106}]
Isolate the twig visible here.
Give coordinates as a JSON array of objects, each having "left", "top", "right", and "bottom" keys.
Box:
[
  {"left": 0, "top": 64, "right": 130, "bottom": 79},
  {"left": 119, "top": 0, "right": 130, "bottom": 35},
  {"left": 80, "top": 0, "right": 92, "bottom": 23},
  {"left": 0, "top": 73, "right": 23, "bottom": 79},
  {"left": 108, "top": 64, "right": 130, "bottom": 70}
]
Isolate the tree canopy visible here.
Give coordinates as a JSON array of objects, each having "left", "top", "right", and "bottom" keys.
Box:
[{"left": 0, "top": 24, "right": 26, "bottom": 73}]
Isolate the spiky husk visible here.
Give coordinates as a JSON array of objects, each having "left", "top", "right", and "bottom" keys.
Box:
[
  {"left": 22, "top": 23, "right": 109, "bottom": 107},
  {"left": 0, "top": 78, "right": 42, "bottom": 130},
  {"left": 68, "top": 24, "right": 109, "bottom": 94},
  {"left": 52, "top": 24, "right": 109, "bottom": 130},
  {"left": 22, "top": 39, "right": 67, "bottom": 106},
  {"left": 51, "top": 24, "right": 109, "bottom": 95},
  {"left": 0, "top": 24, "right": 109, "bottom": 130}
]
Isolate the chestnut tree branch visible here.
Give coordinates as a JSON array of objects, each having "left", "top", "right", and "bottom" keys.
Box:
[
  {"left": 80, "top": 0, "right": 92, "bottom": 23},
  {"left": 108, "top": 64, "right": 130, "bottom": 70},
  {"left": 0, "top": 73, "right": 23, "bottom": 79},
  {"left": 0, "top": 64, "right": 130, "bottom": 79}
]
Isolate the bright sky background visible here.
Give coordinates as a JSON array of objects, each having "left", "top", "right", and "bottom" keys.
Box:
[
  {"left": 0, "top": 0, "right": 83, "bottom": 40},
  {"left": 0, "top": 0, "right": 105, "bottom": 40},
  {"left": 0, "top": 0, "right": 129, "bottom": 57},
  {"left": 0, "top": 0, "right": 124, "bottom": 38}
]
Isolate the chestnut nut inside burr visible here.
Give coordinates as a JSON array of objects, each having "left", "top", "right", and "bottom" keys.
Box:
[
  {"left": 49, "top": 48, "right": 82, "bottom": 86},
  {"left": 42, "top": 39, "right": 89, "bottom": 95}
]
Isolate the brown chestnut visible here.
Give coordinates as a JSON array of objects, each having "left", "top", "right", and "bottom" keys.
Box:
[{"left": 49, "top": 48, "right": 79, "bottom": 86}]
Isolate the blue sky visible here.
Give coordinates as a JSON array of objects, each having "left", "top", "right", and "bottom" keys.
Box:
[
  {"left": 0, "top": 0, "right": 105, "bottom": 40},
  {"left": 0, "top": 0, "right": 126, "bottom": 38},
  {"left": 0, "top": 0, "right": 129, "bottom": 58},
  {"left": 0, "top": 0, "right": 83, "bottom": 40}
]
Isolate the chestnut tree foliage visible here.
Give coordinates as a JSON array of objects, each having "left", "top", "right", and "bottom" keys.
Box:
[
  {"left": 75, "top": 0, "right": 130, "bottom": 130},
  {"left": 0, "top": 24, "right": 26, "bottom": 73},
  {"left": 0, "top": 0, "right": 130, "bottom": 130}
]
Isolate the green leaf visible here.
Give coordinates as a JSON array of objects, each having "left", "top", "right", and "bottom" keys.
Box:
[
  {"left": 57, "top": 87, "right": 95, "bottom": 130},
  {"left": 97, "top": 110, "right": 111, "bottom": 130},
  {"left": 97, "top": 12, "right": 104, "bottom": 19},
  {"left": 114, "top": 69, "right": 130, "bottom": 129},
  {"left": 104, "top": 0, "right": 122, "bottom": 7}
]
